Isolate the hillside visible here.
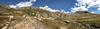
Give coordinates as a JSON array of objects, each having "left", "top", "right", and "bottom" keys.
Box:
[{"left": 0, "top": 5, "right": 100, "bottom": 29}]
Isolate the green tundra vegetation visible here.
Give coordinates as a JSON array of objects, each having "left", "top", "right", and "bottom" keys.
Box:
[{"left": 0, "top": 4, "right": 100, "bottom": 29}]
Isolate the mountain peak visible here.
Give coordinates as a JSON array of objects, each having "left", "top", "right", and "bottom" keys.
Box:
[{"left": 74, "top": 11, "right": 89, "bottom": 14}]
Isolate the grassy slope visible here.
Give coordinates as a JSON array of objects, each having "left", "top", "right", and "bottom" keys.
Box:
[{"left": 0, "top": 5, "right": 100, "bottom": 29}]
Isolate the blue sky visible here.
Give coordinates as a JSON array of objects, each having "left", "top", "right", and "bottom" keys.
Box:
[
  {"left": 0, "top": 0, "right": 100, "bottom": 14},
  {"left": 0, "top": 0, "right": 76, "bottom": 11},
  {"left": 33, "top": 0, "right": 76, "bottom": 11}
]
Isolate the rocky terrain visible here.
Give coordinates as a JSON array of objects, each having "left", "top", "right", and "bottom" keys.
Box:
[{"left": 0, "top": 5, "right": 100, "bottom": 29}]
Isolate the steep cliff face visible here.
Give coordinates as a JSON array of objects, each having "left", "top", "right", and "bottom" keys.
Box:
[{"left": 0, "top": 6, "right": 100, "bottom": 29}]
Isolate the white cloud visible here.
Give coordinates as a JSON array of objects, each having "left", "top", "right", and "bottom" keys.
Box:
[
  {"left": 16, "top": 2, "right": 32, "bottom": 8},
  {"left": 97, "top": 7, "right": 100, "bottom": 11},
  {"left": 76, "top": 0, "right": 94, "bottom": 6},
  {"left": 9, "top": 5, "right": 17, "bottom": 9},
  {"left": 76, "top": 0, "right": 100, "bottom": 10},
  {"left": 30, "top": 0, "right": 36, "bottom": 2},
  {"left": 9, "top": 0, "right": 69, "bottom": 14},
  {"left": 9, "top": 0, "right": 36, "bottom": 8},
  {"left": 39, "top": 6, "right": 60, "bottom": 12},
  {"left": 71, "top": 0, "right": 100, "bottom": 13},
  {"left": 64, "top": 11, "right": 70, "bottom": 14},
  {"left": 39, "top": 6, "right": 69, "bottom": 14},
  {"left": 87, "top": 0, "right": 100, "bottom": 8},
  {"left": 90, "top": 11, "right": 95, "bottom": 13},
  {"left": 71, "top": 6, "right": 88, "bottom": 13}
]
